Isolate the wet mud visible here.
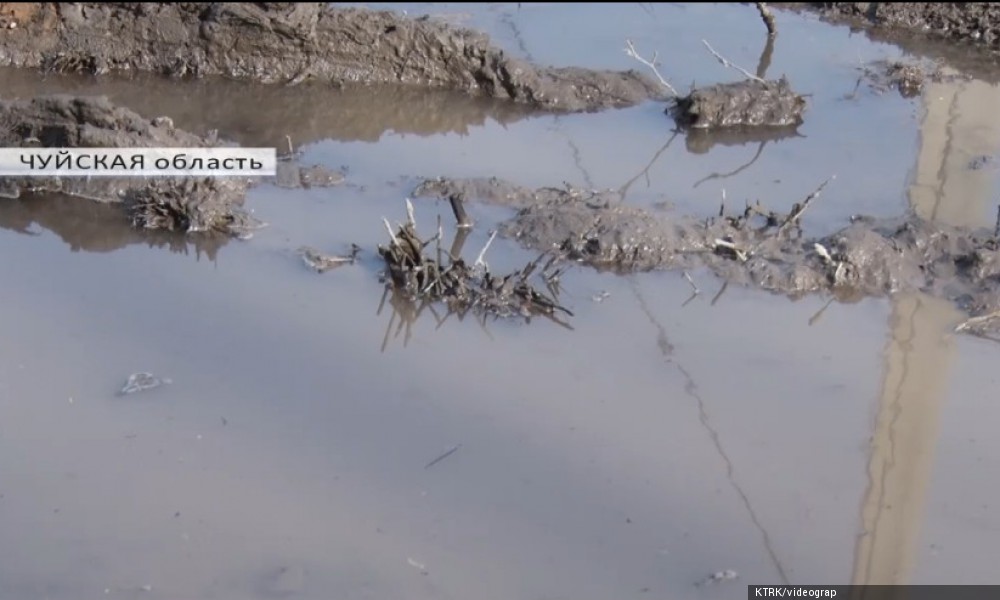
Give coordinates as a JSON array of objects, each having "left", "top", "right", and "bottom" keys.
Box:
[
  {"left": 414, "top": 176, "right": 1000, "bottom": 331},
  {"left": 0, "top": 3, "right": 662, "bottom": 112},
  {"left": 673, "top": 78, "right": 806, "bottom": 130},
  {"left": 819, "top": 3, "right": 1000, "bottom": 48}
]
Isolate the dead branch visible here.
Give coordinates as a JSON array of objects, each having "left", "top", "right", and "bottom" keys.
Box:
[
  {"left": 449, "top": 193, "right": 473, "bottom": 228},
  {"left": 756, "top": 2, "right": 777, "bottom": 37},
  {"left": 778, "top": 176, "right": 836, "bottom": 233},
  {"left": 955, "top": 310, "right": 1000, "bottom": 333},
  {"left": 683, "top": 271, "right": 700, "bottom": 295},
  {"left": 702, "top": 40, "right": 766, "bottom": 84},
  {"left": 624, "top": 39, "right": 679, "bottom": 97}
]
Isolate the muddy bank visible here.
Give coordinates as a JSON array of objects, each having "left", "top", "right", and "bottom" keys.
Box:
[
  {"left": 414, "top": 177, "right": 1000, "bottom": 326},
  {"left": 0, "top": 94, "right": 257, "bottom": 236},
  {"left": 0, "top": 3, "right": 662, "bottom": 112}
]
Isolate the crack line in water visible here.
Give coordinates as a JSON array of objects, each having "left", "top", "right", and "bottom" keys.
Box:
[
  {"left": 630, "top": 277, "right": 791, "bottom": 584},
  {"left": 562, "top": 121, "right": 790, "bottom": 581},
  {"left": 499, "top": 8, "right": 534, "bottom": 62}
]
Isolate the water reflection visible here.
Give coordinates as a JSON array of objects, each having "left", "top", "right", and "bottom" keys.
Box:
[
  {"left": 0, "top": 68, "right": 536, "bottom": 148},
  {"left": 0, "top": 192, "right": 228, "bottom": 259},
  {"left": 853, "top": 65, "right": 1000, "bottom": 586}
]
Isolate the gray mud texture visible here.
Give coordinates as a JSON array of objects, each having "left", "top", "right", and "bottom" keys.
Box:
[
  {"left": 0, "top": 3, "right": 662, "bottom": 112},
  {"left": 672, "top": 78, "right": 806, "bottom": 130},
  {"left": 0, "top": 94, "right": 256, "bottom": 236},
  {"left": 820, "top": 3, "right": 1000, "bottom": 48},
  {"left": 413, "top": 177, "right": 1000, "bottom": 325}
]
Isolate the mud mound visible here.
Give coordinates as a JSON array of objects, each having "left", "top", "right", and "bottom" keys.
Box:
[
  {"left": 0, "top": 3, "right": 662, "bottom": 112},
  {"left": 414, "top": 176, "right": 1000, "bottom": 329},
  {"left": 0, "top": 94, "right": 256, "bottom": 236},
  {"left": 673, "top": 78, "right": 806, "bottom": 129}
]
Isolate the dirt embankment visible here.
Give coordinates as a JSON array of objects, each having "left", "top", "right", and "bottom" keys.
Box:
[
  {"left": 0, "top": 3, "right": 662, "bottom": 112},
  {"left": 414, "top": 177, "right": 1000, "bottom": 326}
]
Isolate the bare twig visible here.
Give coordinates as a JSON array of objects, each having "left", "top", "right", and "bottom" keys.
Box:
[
  {"left": 425, "top": 444, "right": 462, "bottom": 469},
  {"left": 449, "top": 193, "right": 473, "bottom": 228},
  {"left": 711, "top": 280, "right": 729, "bottom": 306},
  {"left": 714, "top": 238, "right": 748, "bottom": 262},
  {"left": 955, "top": 310, "right": 1000, "bottom": 333},
  {"left": 624, "top": 39, "right": 678, "bottom": 96},
  {"left": 702, "top": 40, "right": 766, "bottom": 84},
  {"left": 778, "top": 175, "right": 836, "bottom": 233},
  {"left": 474, "top": 230, "right": 498, "bottom": 269},
  {"left": 994, "top": 204, "right": 1000, "bottom": 241},
  {"left": 756, "top": 2, "right": 777, "bottom": 37},
  {"left": 382, "top": 217, "right": 400, "bottom": 247},
  {"left": 756, "top": 28, "right": 775, "bottom": 79},
  {"left": 683, "top": 271, "right": 700, "bottom": 295},
  {"left": 405, "top": 197, "right": 416, "bottom": 228},
  {"left": 808, "top": 298, "right": 834, "bottom": 326}
]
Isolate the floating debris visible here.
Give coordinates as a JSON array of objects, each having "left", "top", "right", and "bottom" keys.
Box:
[
  {"left": 299, "top": 244, "right": 360, "bottom": 273},
  {"left": 425, "top": 444, "right": 462, "bottom": 469},
  {"left": 696, "top": 569, "right": 739, "bottom": 586},
  {"left": 118, "top": 372, "right": 172, "bottom": 396}
]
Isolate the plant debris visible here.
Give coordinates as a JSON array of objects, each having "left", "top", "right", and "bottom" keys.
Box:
[{"left": 377, "top": 202, "right": 573, "bottom": 323}]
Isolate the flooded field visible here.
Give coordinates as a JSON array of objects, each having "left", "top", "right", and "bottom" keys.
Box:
[{"left": 2, "top": 3, "right": 1000, "bottom": 599}]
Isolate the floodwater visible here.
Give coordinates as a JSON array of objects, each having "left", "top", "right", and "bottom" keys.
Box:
[{"left": 2, "top": 3, "right": 1000, "bottom": 599}]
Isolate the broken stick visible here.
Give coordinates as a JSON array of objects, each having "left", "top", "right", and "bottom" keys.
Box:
[
  {"left": 449, "top": 193, "right": 473, "bottom": 229},
  {"left": 756, "top": 2, "right": 777, "bottom": 37}
]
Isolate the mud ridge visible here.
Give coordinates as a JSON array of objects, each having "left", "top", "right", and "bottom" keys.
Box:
[
  {"left": 414, "top": 177, "right": 1000, "bottom": 329},
  {"left": 0, "top": 3, "right": 662, "bottom": 112}
]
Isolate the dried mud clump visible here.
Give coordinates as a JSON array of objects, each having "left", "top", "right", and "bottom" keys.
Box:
[
  {"left": 378, "top": 203, "right": 572, "bottom": 323},
  {"left": 673, "top": 78, "right": 806, "bottom": 129},
  {"left": 0, "top": 3, "right": 662, "bottom": 112}
]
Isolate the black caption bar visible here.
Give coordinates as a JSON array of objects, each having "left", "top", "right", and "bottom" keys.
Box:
[{"left": 749, "top": 586, "right": 1000, "bottom": 600}]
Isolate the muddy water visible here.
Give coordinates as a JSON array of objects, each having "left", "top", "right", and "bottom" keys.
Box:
[{"left": 2, "top": 3, "right": 1000, "bottom": 599}]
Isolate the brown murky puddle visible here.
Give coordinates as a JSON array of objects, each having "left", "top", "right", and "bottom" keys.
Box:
[{"left": 2, "top": 4, "right": 1000, "bottom": 599}]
